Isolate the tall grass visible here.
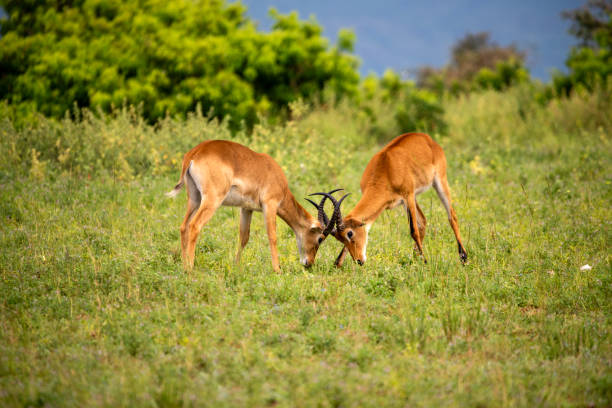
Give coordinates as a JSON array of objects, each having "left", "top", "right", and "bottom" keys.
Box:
[{"left": 0, "top": 87, "right": 610, "bottom": 407}]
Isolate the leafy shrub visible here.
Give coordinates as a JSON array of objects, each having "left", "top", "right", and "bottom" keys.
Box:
[
  {"left": 0, "top": 99, "right": 373, "bottom": 182},
  {"left": 395, "top": 89, "right": 447, "bottom": 135},
  {"left": 473, "top": 58, "right": 529, "bottom": 91},
  {"left": 358, "top": 70, "right": 448, "bottom": 140},
  {"left": 550, "top": 0, "right": 611, "bottom": 97},
  {"left": 0, "top": 1, "right": 359, "bottom": 129},
  {"left": 0, "top": 103, "right": 231, "bottom": 180}
]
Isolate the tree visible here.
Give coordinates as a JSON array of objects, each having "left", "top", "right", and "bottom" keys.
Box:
[
  {"left": 0, "top": 0, "right": 360, "bottom": 128},
  {"left": 554, "top": 0, "right": 612, "bottom": 95},
  {"left": 561, "top": 0, "right": 612, "bottom": 48},
  {"left": 448, "top": 32, "right": 525, "bottom": 82},
  {"left": 415, "top": 32, "right": 528, "bottom": 93}
]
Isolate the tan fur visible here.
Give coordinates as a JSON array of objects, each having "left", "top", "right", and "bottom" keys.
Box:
[
  {"left": 167, "top": 140, "right": 326, "bottom": 272},
  {"left": 333, "top": 133, "right": 467, "bottom": 266}
]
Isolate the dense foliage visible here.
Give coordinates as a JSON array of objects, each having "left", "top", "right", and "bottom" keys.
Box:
[
  {"left": 0, "top": 0, "right": 359, "bottom": 128},
  {"left": 552, "top": 0, "right": 612, "bottom": 96},
  {"left": 360, "top": 70, "right": 447, "bottom": 141}
]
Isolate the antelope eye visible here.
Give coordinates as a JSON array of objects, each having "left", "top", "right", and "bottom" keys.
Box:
[
  {"left": 318, "top": 237, "right": 324, "bottom": 244},
  {"left": 347, "top": 230, "right": 353, "bottom": 239}
]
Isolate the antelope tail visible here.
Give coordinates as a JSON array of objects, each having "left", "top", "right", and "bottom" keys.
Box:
[
  {"left": 165, "top": 160, "right": 193, "bottom": 198},
  {"left": 165, "top": 180, "right": 184, "bottom": 198}
]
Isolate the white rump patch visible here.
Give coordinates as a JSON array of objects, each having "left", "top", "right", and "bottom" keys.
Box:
[{"left": 187, "top": 161, "right": 204, "bottom": 196}]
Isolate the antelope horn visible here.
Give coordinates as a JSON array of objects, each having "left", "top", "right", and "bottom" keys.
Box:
[
  {"left": 309, "top": 189, "right": 344, "bottom": 237},
  {"left": 332, "top": 193, "right": 350, "bottom": 232},
  {"left": 305, "top": 198, "right": 328, "bottom": 226}
]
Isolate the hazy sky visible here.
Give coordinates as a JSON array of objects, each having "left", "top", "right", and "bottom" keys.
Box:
[{"left": 241, "top": 0, "right": 583, "bottom": 80}]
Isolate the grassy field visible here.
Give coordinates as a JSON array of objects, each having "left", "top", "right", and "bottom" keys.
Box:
[{"left": 0, "top": 89, "right": 611, "bottom": 407}]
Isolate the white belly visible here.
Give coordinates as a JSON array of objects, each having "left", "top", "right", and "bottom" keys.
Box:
[
  {"left": 222, "top": 186, "right": 261, "bottom": 211},
  {"left": 415, "top": 182, "right": 432, "bottom": 195}
]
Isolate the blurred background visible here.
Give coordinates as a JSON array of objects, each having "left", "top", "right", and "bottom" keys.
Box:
[{"left": 0, "top": 0, "right": 609, "bottom": 136}]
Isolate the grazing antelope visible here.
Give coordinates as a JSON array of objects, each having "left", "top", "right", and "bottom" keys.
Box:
[
  {"left": 166, "top": 140, "right": 341, "bottom": 272},
  {"left": 323, "top": 132, "right": 468, "bottom": 266}
]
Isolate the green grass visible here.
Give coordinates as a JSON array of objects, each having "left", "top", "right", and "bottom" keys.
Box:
[{"left": 0, "top": 89, "right": 611, "bottom": 407}]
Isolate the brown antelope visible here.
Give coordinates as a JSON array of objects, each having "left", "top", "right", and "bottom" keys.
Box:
[
  {"left": 322, "top": 132, "right": 468, "bottom": 266},
  {"left": 166, "top": 140, "right": 343, "bottom": 272}
]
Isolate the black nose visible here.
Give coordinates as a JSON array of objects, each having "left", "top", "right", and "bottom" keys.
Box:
[{"left": 357, "top": 260, "right": 363, "bottom": 266}]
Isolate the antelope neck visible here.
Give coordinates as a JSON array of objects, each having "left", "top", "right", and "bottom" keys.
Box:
[
  {"left": 277, "top": 192, "right": 315, "bottom": 234},
  {"left": 346, "top": 188, "right": 389, "bottom": 225}
]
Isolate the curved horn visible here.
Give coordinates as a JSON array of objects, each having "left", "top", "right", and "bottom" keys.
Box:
[
  {"left": 332, "top": 193, "right": 350, "bottom": 232},
  {"left": 326, "top": 188, "right": 344, "bottom": 196},
  {"left": 309, "top": 189, "right": 344, "bottom": 236},
  {"left": 305, "top": 198, "right": 328, "bottom": 226}
]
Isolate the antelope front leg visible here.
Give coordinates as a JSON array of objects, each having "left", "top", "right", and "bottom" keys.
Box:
[
  {"left": 263, "top": 203, "right": 281, "bottom": 272},
  {"left": 334, "top": 246, "right": 348, "bottom": 267}
]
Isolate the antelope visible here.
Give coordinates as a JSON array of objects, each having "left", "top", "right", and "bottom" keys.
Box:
[
  {"left": 166, "top": 140, "right": 343, "bottom": 272},
  {"left": 322, "top": 132, "right": 468, "bottom": 266}
]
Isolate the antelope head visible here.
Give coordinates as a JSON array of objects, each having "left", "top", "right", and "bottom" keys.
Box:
[
  {"left": 307, "top": 190, "right": 368, "bottom": 266},
  {"left": 300, "top": 189, "right": 346, "bottom": 267}
]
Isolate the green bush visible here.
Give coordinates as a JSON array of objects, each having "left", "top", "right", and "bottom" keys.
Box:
[
  {"left": 395, "top": 88, "right": 447, "bottom": 135},
  {"left": 552, "top": 45, "right": 612, "bottom": 96},
  {"left": 357, "top": 70, "right": 448, "bottom": 140},
  {"left": 473, "top": 58, "right": 529, "bottom": 91},
  {"left": 550, "top": 0, "right": 611, "bottom": 97},
  {"left": 0, "top": 1, "right": 360, "bottom": 129},
  {"left": 0, "top": 99, "right": 373, "bottom": 182}
]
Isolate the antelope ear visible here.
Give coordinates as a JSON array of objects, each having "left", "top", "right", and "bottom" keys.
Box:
[{"left": 310, "top": 224, "right": 323, "bottom": 233}]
